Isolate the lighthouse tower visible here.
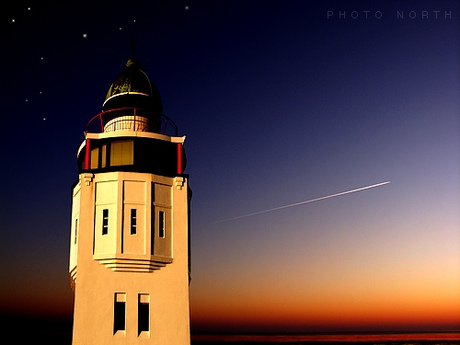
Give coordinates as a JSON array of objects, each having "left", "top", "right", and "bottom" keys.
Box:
[{"left": 69, "top": 56, "right": 191, "bottom": 344}]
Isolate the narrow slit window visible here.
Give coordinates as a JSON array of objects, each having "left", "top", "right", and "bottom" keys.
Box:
[
  {"left": 114, "top": 293, "right": 126, "bottom": 333},
  {"left": 130, "top": 209, "right": 137, "bottom": 235},
  {"left": 159, "top": 211, "right": 165, "bottom": 238},
  {"left": 102, "top": 209, "right": 109, "bottom": 235},
  {"left": 74, "top": 219, "right": 78, "bottom": 244},
  {"left": 151, "top": 206, "right": 155, "bottom": 255},
  {"left": 138, "top": 294, "right": 149, "bottom": 334}
]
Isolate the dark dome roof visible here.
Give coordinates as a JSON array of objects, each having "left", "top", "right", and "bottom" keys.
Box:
[{"left": 103, "top": 57, "right": 163, "bottom": 117}]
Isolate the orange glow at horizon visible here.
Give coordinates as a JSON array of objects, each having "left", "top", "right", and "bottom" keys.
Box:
[
  {"left": 192, "top": 292, "right": 460, "bottom": 331},
  {"left": 191, "top": 204, "right": 460, "bottom": 333},
  {"left": 191, "top": 257, "right": 460, "bottom": 331}
]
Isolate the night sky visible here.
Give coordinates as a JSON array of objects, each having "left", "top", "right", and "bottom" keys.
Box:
[{"left": 1, "top": 0, "right": 459, "bottom": 337}]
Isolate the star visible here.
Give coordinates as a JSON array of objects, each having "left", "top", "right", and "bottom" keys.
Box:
[
  {"left": 119, "top": 27, "right": 123, "bottom": 31},
  {"left": 12, "top": 19, "right": 16, "bottom": 23},
  {"left": 185, "top": 5, "right": 189, "bottom": 10},
  {"left": 82, "top": 33, "right": 88, "bottom": 38},
  {"left": 43, "top": 117, "right": 46, "bottom": 121},
  {"left": 27, "top": 7, "right": 31, "bottom": 11}
]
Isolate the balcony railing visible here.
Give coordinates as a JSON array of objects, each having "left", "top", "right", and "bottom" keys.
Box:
[{"left": 85, "top": 107, "right": 178, "bottom": 136}]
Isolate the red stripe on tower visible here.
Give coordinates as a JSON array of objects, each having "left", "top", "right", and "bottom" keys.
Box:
[
  {"left": 177, "top": 143, "right": 182, "bottom": 175},
  {"left": 84, "top": 139, "right": 91, "bottom": 170}
]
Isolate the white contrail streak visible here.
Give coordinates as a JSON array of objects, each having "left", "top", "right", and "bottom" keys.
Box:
[{"left": 216, "top": 181, "right": 390, "bottom": 223}]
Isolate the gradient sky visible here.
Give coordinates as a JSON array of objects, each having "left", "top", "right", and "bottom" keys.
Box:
[{"left": 1, "top": 0, "right": 459, "bottom": 335}]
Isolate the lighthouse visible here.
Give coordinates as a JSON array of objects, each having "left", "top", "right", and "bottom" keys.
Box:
[{"left": 69, "top": 55, "right": 191, "bottom": 344}]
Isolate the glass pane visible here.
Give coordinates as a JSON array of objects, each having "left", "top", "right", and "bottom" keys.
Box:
[
  {"left": 110, "top": 140, "right": 133, "bottom": 166},
  {"left": 90, "top": 147, "right": 99, "bottom": 169},
  {"left": 138, "top": 294, "right": 149, "bottom": 334},
  {"left": 130, "top": 209, "right": 137, "bottom": 235},
  {"left": 102, "top": 209, "right": 109, "bottom": 235}
]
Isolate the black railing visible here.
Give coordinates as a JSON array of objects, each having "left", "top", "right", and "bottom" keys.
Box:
[{"left": 85, "top": 107, "right": 178, "bottom": 136}]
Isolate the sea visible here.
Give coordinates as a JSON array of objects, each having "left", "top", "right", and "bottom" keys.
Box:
[
  {"left": 3, "top": 314, "right": 459, "bottom": 344},
  {"left": 191, "top": 332, "right": 460, "bottom": 344}
]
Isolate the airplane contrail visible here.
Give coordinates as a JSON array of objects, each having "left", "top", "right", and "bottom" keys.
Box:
[{"left": 216, "top": 181, "right": 390, "bottom": 223}]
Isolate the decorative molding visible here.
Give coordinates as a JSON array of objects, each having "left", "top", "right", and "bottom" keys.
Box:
[
  {"left": 175, "top": 176, "right": 185, "bottom": 190},
  {"left": 83, "top": 173, "right": 94, "bottom": 186},
  {"left": 95, "top": 256, "right": 173, "bottom": 273}
]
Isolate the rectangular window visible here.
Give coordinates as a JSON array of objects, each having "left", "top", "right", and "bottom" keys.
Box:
[
  {"left": 130, "top": 209, "right": 137, "bottom": 235},
  {"left": 151, "top": 206, "right": 155, "bottom": 255},
  {"left": 74, "top": 219, "right": 78, "bottom": 244},
  {"left": 114, "top": 293, "right": 126, "bottom": 334},
  {"left": 101, "top": 144, "right": 107, "bottom": 168},
  {"left": 90, "top": 147, "right": 99, "bottom": 169},
  {"left": 138, "top": 294, "right": 149, "bottom": 334},
  {"left": 159, "top": 211, "right": 165, "bottom": 238},
  {"left": 102, "top": 209, "right": 109, "bottom": 235},
  {"left": 110, "top": 140, "right": 134, "bottom": 166}
]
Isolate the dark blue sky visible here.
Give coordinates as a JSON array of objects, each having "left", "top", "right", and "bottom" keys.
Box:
[{"left": 1, "top": 0, "right": 459, "bottom": 335}]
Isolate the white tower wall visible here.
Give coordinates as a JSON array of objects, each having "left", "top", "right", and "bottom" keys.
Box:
[{"left": 69, "top": 171, "right": 190, "bottom": 344}]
